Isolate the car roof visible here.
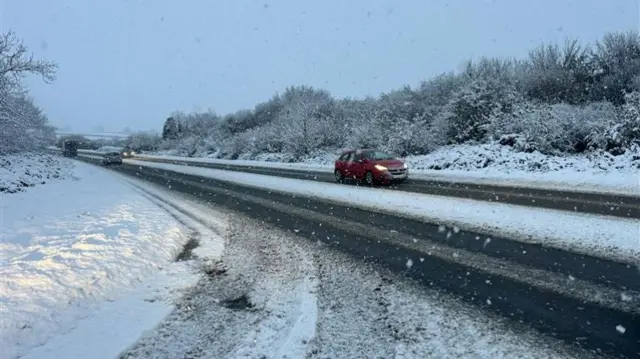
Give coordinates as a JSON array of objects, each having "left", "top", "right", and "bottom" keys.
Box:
[{"left": 340, "top": 148, "right": 377, "bottom": 154}]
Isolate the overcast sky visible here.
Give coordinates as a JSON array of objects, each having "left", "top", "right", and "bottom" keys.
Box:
[{"left": 2, "top": 0, "right": 639, "bottom": 133}]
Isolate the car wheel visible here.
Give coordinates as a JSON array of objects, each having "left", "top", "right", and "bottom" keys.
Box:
[
  {"left": 364, "top": 171, "right": 374, "bottom": 186},
  {"left": 334, "top": 169, "right": 344, "bottom": 183}
]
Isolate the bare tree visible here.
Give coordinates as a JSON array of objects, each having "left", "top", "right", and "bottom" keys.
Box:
[
  {"left": 0, "top": 31, "right": 57, "bottom": 153},
  {"left": 0, "top": 31, "right": 57, "bottom": 89}
]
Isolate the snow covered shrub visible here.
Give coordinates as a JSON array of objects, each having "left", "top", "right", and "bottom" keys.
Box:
[
  {"left": 617, "top": 91, "right": 640, "bottom": 147},
  {"left": 444, "top": 80, "right": 496, "bottom": 144},
  {"left": 443, "top": 78, "right": 521, "bottom": 145},
  {"left": 124, "top": 132, "right": 162, "bottom": 152},
  {"left": 241, "top": 124, "right": 287, "bottom": 156},
  {"left": 519, "top": 40, "right": 592, "bottom": 105},
  {"left": 580, "top": 92, "right": 639, "bottom": 155},
  {"left": 590, "top": 31, "right": 640, "bottom": 105},
  {"left": 490, "top": 101, "right": 617, "bottom": 155},
  {"left": 497, "top": 134, "right": 537, "bottom": 153},
  {"left": 218, "top": 135, "right": 250, "bottom": 160}
]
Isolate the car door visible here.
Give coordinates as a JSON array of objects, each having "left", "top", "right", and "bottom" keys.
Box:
[
  {"left": 347, "top": 152, "right": 366, "bottom": 180},
  {"left": 351, "top": 152, "right": 365, "bottom": 180},
  {"left": 344, "top": 151, "right": 357, "bottom": 178},
  {"left": 336, "top": 152, "right": 349, "bottom": 174}
]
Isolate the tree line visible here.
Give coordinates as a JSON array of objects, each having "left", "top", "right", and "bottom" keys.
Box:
[{"left": 150, "top": 31, "right": 639, "bottom": 161}]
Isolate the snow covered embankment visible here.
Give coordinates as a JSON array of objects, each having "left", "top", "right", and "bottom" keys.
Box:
[
  {"left": 406, "top": 143, "right": 640, "bottom": 195},
  {"left": 0, "top": 159, "right": 192, "bottom": 359},
  {"left": 0, "top": 153, "right": 74, "bottom": 193}
]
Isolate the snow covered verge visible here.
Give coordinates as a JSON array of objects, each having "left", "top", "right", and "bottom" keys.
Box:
[
  {"left": 0, "top": 160, "right": 205, "bottom": 359},
  {"left": 0, "top": 153, "right": 74, "bottom": 194}
]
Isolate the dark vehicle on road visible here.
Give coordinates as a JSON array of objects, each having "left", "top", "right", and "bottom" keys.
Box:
[
  {"left": 101, "top": 152, "right": 123, "bottom": 165},
  {"left": 62, "top": 140, "right": 78, "bottom": 157},
  {"left": 334, "top": 149, "right": 408, "bottom": 185}
]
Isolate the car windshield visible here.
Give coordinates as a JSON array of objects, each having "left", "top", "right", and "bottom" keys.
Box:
[{"left": 364, "top": 151, "right": 395, "bottom": 161}]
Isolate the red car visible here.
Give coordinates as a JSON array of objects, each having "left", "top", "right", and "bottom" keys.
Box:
[{"left": 334, "top": 149, "right": 409, "bottom": 185}]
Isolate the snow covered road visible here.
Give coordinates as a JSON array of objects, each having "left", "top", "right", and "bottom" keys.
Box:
[
  {"left": 64, "top": 148, "right": 640, "bottom": 218},
  {"left": 115, "top": 179, "right": 596, "bottom": 359},
  {"left": 123, "top": 158, "right": 640, "bottom": 263},
  {"left": 72, "top": 156, "right": 638, "bottom": 357}
]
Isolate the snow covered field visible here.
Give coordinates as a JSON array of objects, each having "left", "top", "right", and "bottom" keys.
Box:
[
  {"left": 126, "top": 159, "right": 640, "bottom": 263},
  {"left": 0, "top": 157, "right": 215, "bottom": 359},
  {"left": 133, "top": 143, "right": 640, "bottom": 195}
]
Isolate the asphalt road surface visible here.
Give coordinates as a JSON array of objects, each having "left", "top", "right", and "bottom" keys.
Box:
[
  {"left": 128, "top": 155, "right": 640, "bottom": 219},
  {"left": 74, "top": 156, "right": 639, "bottom": 359}
]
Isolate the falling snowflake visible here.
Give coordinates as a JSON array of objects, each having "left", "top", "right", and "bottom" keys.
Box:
[
  {"left": 406, "top": 259, "right": 413, "bottom": 269},
  {"left": 486, "top": 298, "right": 492, "bottom": 305},
  {"left": 621, "top": 293, "right": 632, "bottom": 302},
  {"left": 438, "top": 225, "right": 446, "bottom": 233},
  {"left": 616, "top": 325, "right": 626, "bottom": 334},
  {"left": 453, "top": 226, "right": 460, "bottom": 234},
  {"left": 483, "top": 237, "right": 491, "bottom": 248}
]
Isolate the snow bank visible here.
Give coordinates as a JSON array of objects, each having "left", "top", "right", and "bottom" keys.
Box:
[
  {"left": 127, "top": 159, "right": 640, "bottom": 263},
  {"left": 135, "top": 152, "right": 332, "bottom": 172},
  {"left": 407, "top": 143, "right": 640, "bottom": 195},
  {"left": 409, "top": 143, "right": 640, "bottom": 174},
  {"left": 0, "top": 153, "right": 74, "bottom": 194},
  {"left": 0, "top": 161, "right": 190, "bottom": 359}
]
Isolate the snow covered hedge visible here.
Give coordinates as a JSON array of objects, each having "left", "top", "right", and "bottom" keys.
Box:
[{"left": 135, "top": 31, "right": 640, "bottom": 165}]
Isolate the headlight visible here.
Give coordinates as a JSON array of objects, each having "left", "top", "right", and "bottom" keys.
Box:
[
  {"left": 403, "top": 163, "right": 408, "bottom": 169},
  {"left": 374, "top": 164, "right": 388, "bottom": 171}
]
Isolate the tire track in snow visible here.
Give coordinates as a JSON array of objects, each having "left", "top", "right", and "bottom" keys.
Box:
[{"left": 118, "top": 205, "right": 318, "bottom": 359}]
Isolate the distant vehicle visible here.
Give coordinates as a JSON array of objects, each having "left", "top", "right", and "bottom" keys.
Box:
[
  {"left": 334, "top": 149, "right": 408, "bottom": 185},
  {"left": 121, "top": 148, "right": 135, "bottom": 158},
  {"left": 101, "top": 152, "right": 123, "bottom": 165},
  {"left": 62, "top": 140, "right": 78, "bottom": 157}
]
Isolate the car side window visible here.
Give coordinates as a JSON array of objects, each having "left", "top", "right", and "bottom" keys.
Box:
[
  {"left": 346, "top": 152, "right": 356, "bottom": 162},
  {"left": 339, "top": 152, "right": 349, "bottom": 161}
]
